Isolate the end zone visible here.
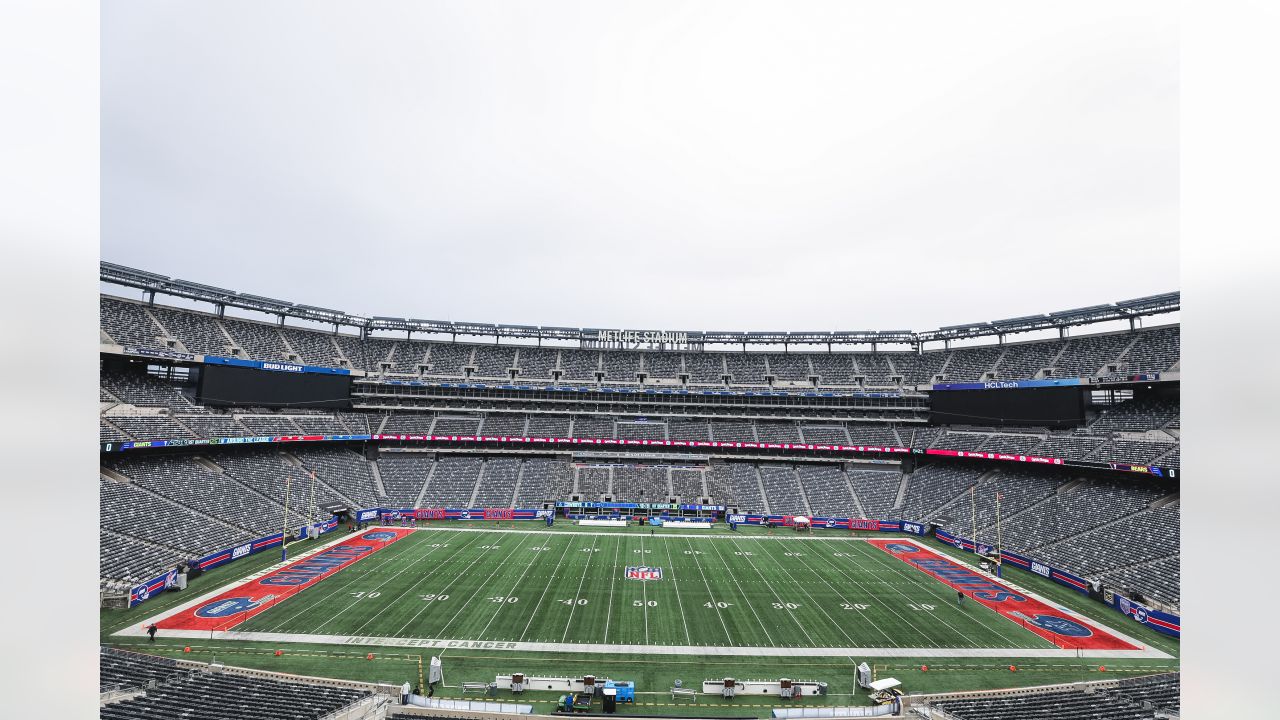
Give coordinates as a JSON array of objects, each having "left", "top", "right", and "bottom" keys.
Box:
[
  {"left": 868, "top": 538, "right": 1141, "bottom": 652},
  {"left": 127, "top": 528, "right": 413, "bottom": 633}
]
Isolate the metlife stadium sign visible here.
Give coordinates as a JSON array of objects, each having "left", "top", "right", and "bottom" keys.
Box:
[{"left": 595, "top": 329, "right": 690, "bottom": 346}]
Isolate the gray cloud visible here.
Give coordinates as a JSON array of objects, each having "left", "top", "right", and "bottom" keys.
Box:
[{"left": 103, "top": 1, "right": 1177, "bottom": 331}]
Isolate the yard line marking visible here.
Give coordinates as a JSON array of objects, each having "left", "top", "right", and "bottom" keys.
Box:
[
  {"left": 640, "top": 535, "right": 649, "bottom": 645},
  {"left": 252, "top": 525, "right": 448, "bottom": 630},
  {"left": 682, "top": 538, "right": 734, "bottom": 643},
  {"left": 603, "top": 537, "right": 620, "bottom": 639},
  {"left": 519, "top": 535, "right": 580, "bottom": 641},
  {"left": 312, "top": 533, "right": 481, "bottom": 636},
  {"left": 561, "top": 536, "right": 598, "bottom": 642},
  {"left": 851, "top": 540, "right": 1024, "bottom": 647},
  {"left": 348, "top": 533, "right": 482, "bottom": 636},
  {"left": 781, "top": 539, "right": 900, "bottom": 647},
  {"left": 724, "top": 536, "right": 818, "bottom": 646},
  {"left": 802, "top": 538, "right": 950, "bottom": 647},
  {"left": 660, "top": 536, "right": 693, "bottom": 645},
  {"left": 388, "top": 532, "right": 494, "bottom": 638},
  {"left": 752, "top": 538, "right": 858, "bottom": 647},
  {"left": 701, "top": 535, "right": 778, "bottom": 646},
  {"left": 474, "top": 533, "right": 554, "bottom": 641}
]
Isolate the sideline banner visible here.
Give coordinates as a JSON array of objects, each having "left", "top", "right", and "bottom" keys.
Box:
[{"left": 1107, "top": 590, "right": 1181, "bottom": 639}]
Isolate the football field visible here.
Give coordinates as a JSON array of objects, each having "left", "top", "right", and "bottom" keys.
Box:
[{"left": 127, "top": 526, "right": 1163, "bottom": 657}]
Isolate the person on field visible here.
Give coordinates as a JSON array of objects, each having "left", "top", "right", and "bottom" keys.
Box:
[
  {"left": 956, "top": 590, "right": 965, "bottom": 608},
  {"left": 147, "top": 623, "right": 157, "bottom": 641}
]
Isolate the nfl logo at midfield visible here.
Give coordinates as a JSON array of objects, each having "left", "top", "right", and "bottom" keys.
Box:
[{"left": 625, "top": 566, "right": 663, "bottom": 581}]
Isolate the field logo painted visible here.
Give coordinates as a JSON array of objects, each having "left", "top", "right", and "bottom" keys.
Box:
[
  {"left": 884, "top": 543, "right": 919, "bottom": 554},
  {"left": 1010, "top": 612, "right": 1094, "bottom": 637},
  {"left": 195, "top": 595, "right": 276, "bottom": 618},
  {"left": 363, "top": 531, "right": 397, "bottom": 541},
  {"left": 625, "top": 566, "right": 663, "bottom": 581}
]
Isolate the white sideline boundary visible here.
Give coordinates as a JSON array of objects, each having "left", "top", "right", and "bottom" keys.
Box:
[{"left": 111, "top": 527, "right": 1173, "bottom": 660}]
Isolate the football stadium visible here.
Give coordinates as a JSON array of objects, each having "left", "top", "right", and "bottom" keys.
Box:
[{"left": 98, "top": 263, "right": 1181, "bottom": 718}]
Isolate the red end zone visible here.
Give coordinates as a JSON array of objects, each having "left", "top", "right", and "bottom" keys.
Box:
[
  {"left": 868, "top": 539, "right": 1137, "bottom": 650},
  {"left": 156, "top": 528, "right": 412, "bottom": 632}
]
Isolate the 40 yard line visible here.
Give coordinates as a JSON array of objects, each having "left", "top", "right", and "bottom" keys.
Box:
[
  {"left": 660, "top": 536, "right": 692, "bottom": 645},
  {"left": 561, "top": 536, "right": 598, "bottom": 642},
  {"left": 682, "top": 538, "right": 733, "bottom": 644},
  {"left": 519, "top": 535, "right": 580, "bottom": 641}
]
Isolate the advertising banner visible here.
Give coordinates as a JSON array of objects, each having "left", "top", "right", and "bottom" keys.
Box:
[{"left": 1107, "top": 590, "right": 1181, "bottom": 638}]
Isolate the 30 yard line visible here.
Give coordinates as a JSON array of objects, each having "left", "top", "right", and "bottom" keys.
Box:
[
  {"left": 474, "top": 533, "right": 554, "bottom": 641},
  {"left": 724, "top": 535, "right": 817, "bottom": 646},
  {"left": 561, "top": 536, "right": 598, "bottom": 642},
  {"left": 753, "top": 538, "right": 858, "bottom": 647}
]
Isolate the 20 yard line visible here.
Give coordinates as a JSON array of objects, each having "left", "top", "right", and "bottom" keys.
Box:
[
  {"left": 315, "top": 532, "right": 485, "bottom": 636},
  {"left": 351, "top": 532, "right": 488, "bottom": 637},
  {"left": 782, "top": 540, "right": 900, "bottom": 648},
  {"left": 387, "top": 532, "right": 496, "bottom": 638},
  {"left": 249, "top": 530, "right": 446, "bottom": 632}
]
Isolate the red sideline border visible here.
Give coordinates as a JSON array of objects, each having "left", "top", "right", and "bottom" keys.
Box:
[
  {"left": 155, "top": 528, "right": 413, "bottom": 632},
  {"left": 868, "top": 538, "right": 1137, "bottom": 651}
]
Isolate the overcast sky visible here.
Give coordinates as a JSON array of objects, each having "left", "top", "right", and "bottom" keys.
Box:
[{"left": 102, "top": 1, "right": 1177, "bottom": 333}]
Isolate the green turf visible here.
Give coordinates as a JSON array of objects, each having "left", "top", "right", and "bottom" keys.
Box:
[
  {"left": 237, "top": 529, "right": 1050, "bottom": 650},
  {"left": 102, "top": 525, "right": 1179, "bottom": 716}
]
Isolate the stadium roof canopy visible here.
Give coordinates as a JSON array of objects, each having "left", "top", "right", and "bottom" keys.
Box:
[{"left": 101, "top": 261, "right": 1178, "bottom": 348}]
